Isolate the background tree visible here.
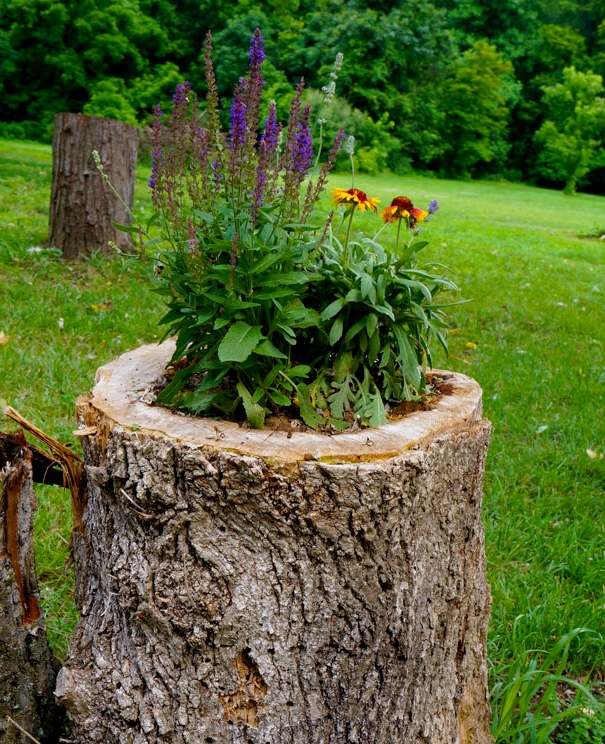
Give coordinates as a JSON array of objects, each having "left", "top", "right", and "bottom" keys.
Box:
[
  {"left": 534, "top": 65, "right": 605, "bottom": 193},
  {"left": 2, "top": 0, "right": 605, "bottom": 190},
  {"left": 431, "top": 42, "right": 518, "bottom": 178}
]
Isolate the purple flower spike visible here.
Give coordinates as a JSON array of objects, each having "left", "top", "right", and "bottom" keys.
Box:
[
  {"left": 292, "top": 105, "right": 313, "bottom": 177},
  {"left": 172, "top": 82, "right": 190, "bottom": 106},
  {"left": 428, "top": 199, "right": 439, "bottom": 214},
  {"left": 249, "top": 28, "right": 265, "bottom": 66},
  {"left": 211, "top": 159, "right": 224, "bottom": 192},
  {"left": 148, "top": 149, "right": 160, "bottom": 190},
  {"left": 229, "top": 86, "right": 247, "bottom": 150},
  {"left": 262, "top": 101, "right": 279, "bottom": 153}
]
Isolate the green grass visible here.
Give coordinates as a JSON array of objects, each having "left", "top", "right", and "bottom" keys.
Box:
[{"left": 1, "top": 140, "right": 604, "bottom": 739}]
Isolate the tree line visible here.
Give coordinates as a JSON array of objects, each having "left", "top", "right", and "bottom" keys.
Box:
[{"left": 1, "top": 0, "right": 605, "bottom": 193}]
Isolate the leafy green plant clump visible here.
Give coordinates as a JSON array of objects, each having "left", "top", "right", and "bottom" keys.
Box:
[{"left": 133, "top": 30, "right": 455, "bottom": 429}]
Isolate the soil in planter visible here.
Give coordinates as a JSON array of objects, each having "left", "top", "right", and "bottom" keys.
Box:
[{"left": 148, "top": 364, "right": 455, "bottom": 435}]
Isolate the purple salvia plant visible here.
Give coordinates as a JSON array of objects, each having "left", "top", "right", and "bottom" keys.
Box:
[
  {"left": 279, "top": 80, "right": 304, "bottom": 176},
  {"left": 186, "top": 120, "right": 210, "bottom": 208},
  {"left": 187, "top": 217, "right": 199, "bottom": 255},
  {"left": 203, "top": 32, "right": 223, "bottom": 162},
  {"left": 250, "top": 108, "right": 278, "bottom": 221},
  {"left": 157, "top": 80, "right": 194, "bottom": 227},
  {"left": 280, "top": 80, "right": 308, "bottom": 217},
  {"left": 260, "top": 102, "right": 284, "bottom": 201},
  {"left": 292, "top": 105, "right": 314, "bottom": 178},
  {"left": 229, "top": 85, "right": 247, "bottom": 151},
  {"left": 243, "top": 29, "right": 265, "bottom": 144},
  {"left": 149, "top": 104, "right": 163, "bottom": 205},
  {"left": 228, "top": 232, "right": 239, "bottom": 289},
  {"left": 211, "top": 158, "right": 223, "bottom": 191},
  {"left": 249, "top": 28, "right": 265, "bottom": 66},
  {"left": 261, "top": 102, "right": 279, "bottom": 153},
  {"left": 227, "top": 83, "right": 249, "bottom": 202}
]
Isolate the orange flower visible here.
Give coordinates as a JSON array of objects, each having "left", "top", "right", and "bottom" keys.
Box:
[
  {"left": 410, "top": 207, "right": 428, "bottom": 223},
  {"left": 381, "top": 196, "right": 427, "bottom": 226},
  {"left": 331, "top": 187, "right": 380, "bottom": 213}
]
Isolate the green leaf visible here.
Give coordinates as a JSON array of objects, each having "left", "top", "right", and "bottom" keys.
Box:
[
  {"left": 360, "top": 273, "right": 375, "bottom": 302},
  {"left": 374, "top": 304, "right": 395, "bottom": 320},
  {"left": 218, "top": 322, "right": 264, "bottom": 362},
  {"left": 143, "top": 237, "right": 164, "bottom": 248},
  {"left": 320, "top": 298, "right": 345, "bottom": 321},
  {"left": 392, "top": 324, "right": 422, "bottom": 387},
  {"left": 365, "top": 313, "right": 378, "bottom": 338},
  {"left": 254, "top": 339, "right": 288, "bottom": 359},
  {"left": 334, "top": 351, "right": 354, "bottom": 383},
  {"left": 345, "top": 288, "right": 362, "bottom": 303},
  {"left": 276, "top": 323, "right": 296, "bottom": 340},
  {"left": 191, "top": 209, "right": 215, "bottom": 223},
  {"left": 364, "top": 391, "right": 388, "bottom": 427},
  {"left": 258, "top": 272, "right": 310, "bottom": 286},
  {"left": 236, "top": 382, "right": 266, "bottom": 429},
  {"left": 328, "top": 375, "right": 356, "bottom": 419},
  {"left": 111, "top": 220, "right": 140, "bottom": 234},
  {"left": 268, "top": 389, "right": 292, "bottom": 407},
  {"left": 155, "top": 365, "right": 195, "bottom": 404},
  {"left": 329, "top": 316, "right": 344, "bottom": 345},
  {"left": 288, "top": 365, "right": 311, "bottom": 378},
  {"left": 248, "top": 250, "right": 287, "bottom": 275},
  {"left": 178, "top": 390, "right": 220, "bottom": 414},
  {"left": 295, "top": 383, "right": 326, "bottom": 430},
  {"left": 344, "top": 317, "right": 368, "bottom": 343},
  {"left": 368, "top": 327, "right": 381, "bottom": 362},
  {"left": 253, "top": 287, "right": 299, "bottom": 300}
]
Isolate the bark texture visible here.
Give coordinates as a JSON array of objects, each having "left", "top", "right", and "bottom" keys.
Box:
[
  {"left": 58, "top": 343, "right": 494, "bottom": 744},
  {"left": 0, "top": 432, "right": 60, "bottom": 743},
  {"left": 48, "top": 112, "right": 139, "bottom": 259}
]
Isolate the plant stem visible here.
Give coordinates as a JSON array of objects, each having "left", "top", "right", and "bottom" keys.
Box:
[
  {"left": 395, "top": 218, "right": 402, "bottom": 255},
  {"left": 343, "top": 207, "right": 355, "bottom": 269}
]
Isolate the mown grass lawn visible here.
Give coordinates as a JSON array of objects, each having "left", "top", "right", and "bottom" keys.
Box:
[{"left": 1, "top": 139, "right": 604, "bottom": 739}]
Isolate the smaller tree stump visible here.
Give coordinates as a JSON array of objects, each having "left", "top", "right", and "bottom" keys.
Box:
[
  {"left": 48, "top": 113, "right": 139, "bottom": 259},
  {"left": 0, "top": 432, "right": 60, "bottom": 743}
]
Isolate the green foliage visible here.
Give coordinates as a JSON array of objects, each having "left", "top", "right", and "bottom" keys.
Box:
[
  {"left": 0, "top": 0, "right": 185, "bottom": 131},
  {"left": 557, "top": 707, "right": 605, "bottom": 744},
  {"left": 4, "top": 0, "right": 605, "bottom": 186},
  {"left": 303, "top": 89, "right": 400, "bottom": 175},
  {"left": 490, "top": 629, "right": 604, "bottom": 743},
  {"left": 535, "top": 66, "right": 605, "bottom": 193},
  {"left": 435, "top": 42, "right": 519, "bottom": 177},
  {"left": 306, "top": 223, "right": 454, "bottom": 424},
  {"left": 83, "top": 78, "right": 139, "bottom": 125},
  {"left": 137, "top": 34, "right": 452, "bottom": 429}
]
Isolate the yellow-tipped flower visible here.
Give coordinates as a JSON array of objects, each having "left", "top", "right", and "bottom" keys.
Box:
[
  {"left": 331, "top": 187, "right": 380, "bottom": 213},
  {"left": 380, "top": 196, "right": 428, "bottom": 227}
]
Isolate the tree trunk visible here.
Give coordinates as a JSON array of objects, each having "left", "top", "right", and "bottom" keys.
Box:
[
  {"left": 48, "top": 113, "right": 139, "bottom": 259},
  {"left": 0, "top": 432, "right": 61, "bottom": 743},
  {"left": 57, "top": 341, "right": 493, "bottom": 744}
]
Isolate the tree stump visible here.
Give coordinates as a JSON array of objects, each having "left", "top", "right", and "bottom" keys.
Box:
[
  {"left": 57, "top": 341, "right": 494, "bottom": 744},
  {"left": 1, "top": 432, "right": 60, "bottom": 743},
  {"left": 48, "top": 113, "right": 139, "bottom": 259}
]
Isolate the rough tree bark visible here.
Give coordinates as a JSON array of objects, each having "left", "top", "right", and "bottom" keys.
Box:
[
  {"left": 48, "top": 113, "right": 139, "bottom": 259},
  {"left": 57, "top": 342, "right": 494, "bottom": 744},
  {"left": 0, "top": 431, "right": 60, "bottom": 743}
]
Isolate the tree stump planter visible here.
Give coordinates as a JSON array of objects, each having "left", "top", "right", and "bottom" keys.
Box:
[{"left": 57, "top": 341, "right": 493, "bottom": 744}]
